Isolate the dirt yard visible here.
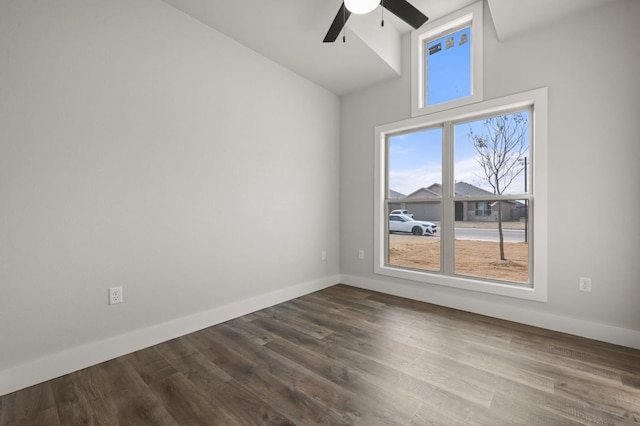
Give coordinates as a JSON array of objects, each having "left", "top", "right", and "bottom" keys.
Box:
[{"left": 389, "top": 234, "right": 529, "bottom": 283}]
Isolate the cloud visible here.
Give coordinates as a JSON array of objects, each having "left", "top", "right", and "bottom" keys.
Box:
[
  {"left": 389, "top": 163, "right": 442, "bottom": 195},
  {"left": 454, "top": 157, "right": 488, "bottom": 188},
  {"left": 389, "top": 155, "right": 526, "bottom": 196},
  {"left": 389, "top": 144, "right": 416, "bottom": 156},
  {"left": 454, "top": 158, "right": 526, "bottom": 194}
]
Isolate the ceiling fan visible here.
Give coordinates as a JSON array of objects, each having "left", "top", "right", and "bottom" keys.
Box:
[{"left": 323, "top": 0, "right": 429, "bottom": 43}]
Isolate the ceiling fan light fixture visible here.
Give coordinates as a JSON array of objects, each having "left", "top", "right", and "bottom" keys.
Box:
[
  {"left": 324, "top": 0, "right": 427, "bottom": 43},
  {"left": 344, "top": 0, "right": 379, "bottom": 15}
]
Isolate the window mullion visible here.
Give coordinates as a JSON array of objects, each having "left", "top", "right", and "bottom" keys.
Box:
[{"left": 441, "top": 121, "right": 454, "bottom": 275}]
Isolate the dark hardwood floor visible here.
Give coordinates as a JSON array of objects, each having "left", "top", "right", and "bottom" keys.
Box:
[{"left": 2, "top": 284, "right": 639, "bottom": 425}]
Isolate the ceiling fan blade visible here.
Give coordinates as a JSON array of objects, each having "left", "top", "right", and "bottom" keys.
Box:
[
  {"left": 383, "top": 0, "right": 428, "bottom": 29},
  {"left": 323, "top": 2, "right": 352, "bottom": 43}
]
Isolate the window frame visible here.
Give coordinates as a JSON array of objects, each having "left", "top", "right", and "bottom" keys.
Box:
[
  {"left": 411, "top": 1, "right": 483, "bottom": 117},
  {"left": 374, "top": 88, "right": 548, "bottom": 302}
]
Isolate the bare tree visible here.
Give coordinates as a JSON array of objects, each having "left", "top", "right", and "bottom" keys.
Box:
[{"left": 467, "top": 112, "right": 528, "bottom": 260}]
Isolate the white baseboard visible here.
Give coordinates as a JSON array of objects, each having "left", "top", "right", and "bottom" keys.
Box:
[
  {"left": 0, "top": 275, "right": 339, "bottom": 397},
  {"left": 4, "top": 274, "right": 637, "bottom": 397},
  {"left": 341, "top": 274, "right": 640, "bottom": 350}
]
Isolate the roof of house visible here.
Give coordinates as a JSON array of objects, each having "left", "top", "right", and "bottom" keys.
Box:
[
  {"left": 396, "top": 182, "right": 495, "bottom": 198},
  {"left": 454, "top": 181, "right": 494, "bottom": 197},
  {"left": 388, "top": 189, "right": 407, "bottom": 199},
  {"left": 406, "top": 187, "right": 441, "bottom": 198}
]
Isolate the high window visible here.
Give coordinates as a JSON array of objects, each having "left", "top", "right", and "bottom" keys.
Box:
[
  {"left": 375, "top": 88, "right": 548, "bottom": 301},
  {"left": 411, "top": 1, "right": 483, "bottom": 117}
]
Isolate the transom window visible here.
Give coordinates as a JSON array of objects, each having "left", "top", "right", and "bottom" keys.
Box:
[
  {"left": 425, "top": 25, "right": 471, "bottom": 106},
  {"left": 411, "top": 1, "right": 483, "bottom": 117},
  {"left": 375, "top": 88, "right": 548, "bottom": 301}
]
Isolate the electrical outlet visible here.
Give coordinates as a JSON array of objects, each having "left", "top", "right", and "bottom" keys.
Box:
[
  {"left": 321, "top": 250, "right": 327, "bottom": 261},
  {"left": 109, "top": 286, "right": 123, "bottom": 305},
  {"left": 579, "top": 277, "right": 592, "bottom": 293},
  {"left": 358, "top": 249, "right": 365, "bottom": 260}
]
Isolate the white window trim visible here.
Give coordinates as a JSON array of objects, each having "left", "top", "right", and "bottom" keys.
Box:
[
  {"left": 411, "top": 1, "right": 484, "bottom": 117},
  {"left": 375, "top": 88, "right": 548, "bottom": 302}
]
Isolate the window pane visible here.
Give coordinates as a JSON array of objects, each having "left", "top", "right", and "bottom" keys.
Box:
[
  {"left": 454, "top": 110, "right": 530, "bottom": 196},
  {"left": 387, "top": 128, "right": 442, "bottom": 273},
  {"left": 425, "top": 26, "right": 471, "bottom": 106},
  {"left": 388, "top": 202, "right": 441, "bottom": 272},
  {"left": 454, "top": 200, "right": 529, "bottom": 283},
  {"left": 388, "top": 127, "right": 442, "bottom": 198}
]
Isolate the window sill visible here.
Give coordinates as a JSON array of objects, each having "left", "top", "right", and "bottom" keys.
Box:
[{"left": 375, "top": 264, "right": 547, "bottom": 302}]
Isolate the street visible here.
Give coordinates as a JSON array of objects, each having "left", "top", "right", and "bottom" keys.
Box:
[{"left": 454, "top": 227, "right": 526, "bottom": 242}]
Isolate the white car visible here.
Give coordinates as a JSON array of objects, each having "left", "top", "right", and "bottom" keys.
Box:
[
  {"left": 389, "top": 214, "right": 437, "bottom": 236},
  {"left": 390, "top": 209, "right": 414, "bottom": 218}
]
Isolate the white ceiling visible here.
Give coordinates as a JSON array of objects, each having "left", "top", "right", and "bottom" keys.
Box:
[{"left": 161, "top": 0, "right": 617, "bottom": 96}]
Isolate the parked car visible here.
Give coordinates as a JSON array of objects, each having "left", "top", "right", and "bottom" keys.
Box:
[
  {"left": 390, "top": 209, "right": 414, "bottom": 218},
  {"left": 389, "top": 214, "right": 437, "bottom": 236}
]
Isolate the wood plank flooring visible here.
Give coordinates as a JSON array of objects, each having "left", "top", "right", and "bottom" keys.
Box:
[{"left": 2, "top": 284, "right": 639, "bottom": 425}]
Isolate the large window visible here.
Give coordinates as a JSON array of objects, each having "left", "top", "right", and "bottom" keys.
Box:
[
  {"left": 375, "top": 89, "right": 548, "bottom": 301},
  {"left": 411, "top": 1, "right": 483, "bottom": 117}
]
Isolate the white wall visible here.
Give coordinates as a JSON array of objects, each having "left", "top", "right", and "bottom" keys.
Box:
[
  {"left": 0, "top": 0, "right": 340, "bottom": 395},
  {"left": 340, "top": 0, "right": 640, "bottom": 347}
]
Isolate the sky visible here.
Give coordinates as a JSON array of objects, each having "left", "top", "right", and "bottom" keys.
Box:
[
  {"left": 389, "top": 112, "right": 530, "bottom": 196},
  {"left": 426, "top": 26, "right": 471, "bottom": 106}
]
